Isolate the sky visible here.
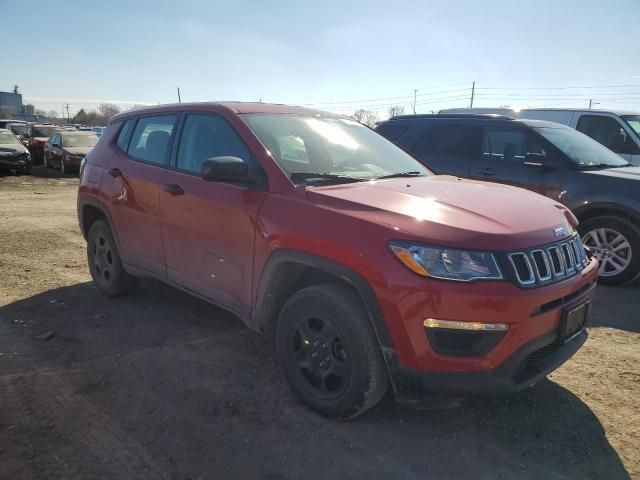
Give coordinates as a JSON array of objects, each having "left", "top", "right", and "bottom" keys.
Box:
[{"left": 1, "top": 0, "right": 639, "bottom": 119}]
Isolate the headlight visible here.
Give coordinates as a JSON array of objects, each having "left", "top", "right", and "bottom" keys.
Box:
[{"left": 389, "top": 242, "right": 503, "bottom": 282}]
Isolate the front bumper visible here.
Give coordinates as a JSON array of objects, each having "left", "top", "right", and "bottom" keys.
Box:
[
  {"left": 0, "top": 158, "right": 30, "bottom": 170},
  {"left": 390, "top": 328, "right": 587, "bottom": 400},
  {"left": 379, "top": 257, "right": 598, "bottom": 400}
]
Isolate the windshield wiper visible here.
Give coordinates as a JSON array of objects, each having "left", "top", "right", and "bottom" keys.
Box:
[
  {"left": 290, "top": 172, "right": 365, "bottom": 184},
  {"left": 376, "top": 171, "right": 425, "bottom": 180}
]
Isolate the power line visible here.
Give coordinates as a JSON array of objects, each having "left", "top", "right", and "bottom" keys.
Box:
[{"left": 477, "top": 83, "right": 640, "bottom": 90}]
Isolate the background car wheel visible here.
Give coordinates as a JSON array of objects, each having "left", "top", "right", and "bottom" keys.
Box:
[
  {"left": 87, "top": 220, "right": 136, "bottom": 296},
  {"left": 579, "top": 215, "right": 640, "bottom": 285},
  {"left": 276, "top": 283, "right": 389, "bottom": 418}
]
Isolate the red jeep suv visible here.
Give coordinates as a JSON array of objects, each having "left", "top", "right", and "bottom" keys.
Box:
[{"left": 77, "top": 102, "right": 598, "bottom": 418}]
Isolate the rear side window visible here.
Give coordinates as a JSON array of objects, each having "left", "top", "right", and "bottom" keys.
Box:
[
  {"left": 127, "top": 115, "right": 177, "bottom": 165},
  {"left": 176, "top": 114, "right": 253, "bottom": 174},
  {"left": 376, "top": 123, "right": 409, "bottom": 141},
  {"left": 115, "top": 119, "right": 134, "bottom": 151},
  {"left": 413, "top": 125, "right": 482, "bottom": 159}
]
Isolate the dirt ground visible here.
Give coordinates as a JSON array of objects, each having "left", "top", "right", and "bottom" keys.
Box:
[{"left": 0, "top": 167, "right": 638, "bottom": 480}]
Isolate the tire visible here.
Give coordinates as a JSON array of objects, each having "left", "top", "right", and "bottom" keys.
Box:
[
  {"left": 579, "top": 215, "right": 640, "bottom": 285},
  {"left": 87, "top": 220, "right": 136, "bottom": 296},
  {"left": 276, "top": 283, "right": 389, "bottom": 418}
]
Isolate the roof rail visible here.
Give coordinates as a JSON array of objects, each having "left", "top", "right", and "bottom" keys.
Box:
[{"left": 389, "top": 113, "right": 516, "bottom": 121}]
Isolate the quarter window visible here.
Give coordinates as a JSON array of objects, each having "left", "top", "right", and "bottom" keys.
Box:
[
  {"left": 176, "top": 114, "right": 253, "bottom": 174},
  {"left": 127, "top": 115, "right": 177, "bottom": 165},
  {"left": 116, "top": 119, "right": 134, "bottom": 151}
]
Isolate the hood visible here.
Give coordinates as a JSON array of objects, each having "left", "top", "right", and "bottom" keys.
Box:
[
  {"left": 581, "top": 165, "right": 640, "bottom": 180},
  {"left": 63, "top": 146, "right": 93, "bottom": 156},
  {"left": 306, "top": 175, "right": 574, "bottom": 251},
  {"left": 0, "top": 144, "right": 27, "bottom": 156},
  {"left": 32, "top": 137, "right": 48, "bottom": 143}
]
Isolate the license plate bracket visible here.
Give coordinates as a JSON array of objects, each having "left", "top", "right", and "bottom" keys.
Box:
[{"left": 560, "top": 302, "right": 589, "bottom": 343}]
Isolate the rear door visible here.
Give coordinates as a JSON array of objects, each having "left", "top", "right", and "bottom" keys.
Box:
[
  {"left": 159, "top": 112, "right": 265, "bottom": 311},
  {"left": 410, "top": 124, "right": 482, "bottom": 176},
  {"left": 469, "top": 125, "right": 545, "bottom": 190},
  {"left": 103, "top": 114, "right": 178, "bottom": 276}
]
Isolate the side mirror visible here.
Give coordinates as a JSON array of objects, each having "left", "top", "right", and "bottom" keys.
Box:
[
  {"left": 23, "top": 133, "right": 30, "bottom": 139},
  {"left": 201, "top": 156, "right": 253, "bottom": 184},
  {"left": 523, "top": 153, "right": 556, "bottom": 169}
]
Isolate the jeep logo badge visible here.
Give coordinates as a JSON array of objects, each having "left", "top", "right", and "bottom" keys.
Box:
[{"left": 553, "top": 226, "right": 566, "bottom": 237}]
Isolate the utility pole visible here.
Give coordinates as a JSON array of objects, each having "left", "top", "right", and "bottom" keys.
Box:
[
  {"left": 177, "top": 87, "right": 182, "bottom": 103},
  {"left": 412, "top": 89, "right": 417, "bottom": 114},
  {"left": 65, "top": 104, "right": 70, "bottom": 123},
  {"left": 470, "top": 81, "right": 475, "bottom": 108}
]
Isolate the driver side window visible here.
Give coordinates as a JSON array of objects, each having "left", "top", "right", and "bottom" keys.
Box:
[
  {"left": 176, "top": 114, "right": 254, "bottom": 174},
  {"left": 482, "top": 128, "right": 545, "bottom": 163}
]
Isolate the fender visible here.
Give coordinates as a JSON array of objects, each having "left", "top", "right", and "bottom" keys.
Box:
[
  {"left": 251, "top": 249, "right": 398, "bottom": 367},
  {"left": 570, "top": 201, "right": 640, "bottom": 224}
]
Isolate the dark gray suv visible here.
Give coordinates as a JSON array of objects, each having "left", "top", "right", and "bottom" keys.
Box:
[{"left": 376, "top": 114, "right": 640, "bottom": 285}]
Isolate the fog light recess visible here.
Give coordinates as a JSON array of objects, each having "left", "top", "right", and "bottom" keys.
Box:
[{"left": 423, "top": 318, "right": 508, "bottom": 357}]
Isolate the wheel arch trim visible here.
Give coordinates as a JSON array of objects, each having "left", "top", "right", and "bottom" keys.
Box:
[{"left": 252, "top": 249, "right": 398, "bottom": 366}]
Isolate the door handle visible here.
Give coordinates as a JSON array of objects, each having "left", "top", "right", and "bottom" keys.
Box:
[
  {"left": 478, "top": 167, "right": 496, "bottom": 176},
  {"left": 162, "top": 183, "right": 185, "bottom": 196},
  {"left": 108, "top": 167, "right": 122, "bottom": 178}
]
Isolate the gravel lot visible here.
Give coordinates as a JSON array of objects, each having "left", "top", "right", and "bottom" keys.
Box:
[{"left": 0, "top": 168, "right": 638, "bottom": 480}]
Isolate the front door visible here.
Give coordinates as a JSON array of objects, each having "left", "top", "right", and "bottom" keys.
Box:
[
  {"left": 159, "top": 112, "right": 265, "bottom": 311},
  {"left": 470, "top": 126, "right": 544, "bottom": 190}
]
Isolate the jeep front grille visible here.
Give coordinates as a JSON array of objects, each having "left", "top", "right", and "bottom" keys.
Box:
[{"left": 506, "top": 235, "right": 589, "bottom": 287}]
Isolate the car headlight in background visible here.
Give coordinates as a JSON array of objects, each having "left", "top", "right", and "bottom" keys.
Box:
[{"left": 390, "top": 242, "right": 503, "bottom": 282}]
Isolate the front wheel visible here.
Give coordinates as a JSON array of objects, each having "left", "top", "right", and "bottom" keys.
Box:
[
  {"left": 580, "top": 215, "right": 640, "bottom": 285},
  {"left": 276, "top": 284, "right": 389, "bottom": 418},
  {"left": 87, "top": 220, "right": 136, "bottom": 296}
]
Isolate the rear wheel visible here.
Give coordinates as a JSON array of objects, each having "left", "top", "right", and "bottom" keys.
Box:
[
  {"left": 276, "top": 284, "right": 389, "bottom": 418},
  {"left": 87, "top": 220, "right": 136, "bottom": 296},
  {"left": 580, "top": 215, "right": 640, "bottom": 285}
]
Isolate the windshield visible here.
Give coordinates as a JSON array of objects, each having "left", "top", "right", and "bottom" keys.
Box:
[
  {"left": 9, "top": 124, "right": 27, "bottom": 136},
  {"left": 0, "top": 131, "right": 20, "bottom": 145},
  {"left": 32, "top": 126, "right": 57, "bottom": 138},
  {"left": 242, "top": 114, "right": 431, "bottom": 184},
  {"left": 62, "top": 134, "right": 99, "bottom": 147},
  {"left": 622, "top": 115, "right": 640, "bottom": 137},
  {"left": 534, "top": 126, "right": 628, "bottom": 168}
]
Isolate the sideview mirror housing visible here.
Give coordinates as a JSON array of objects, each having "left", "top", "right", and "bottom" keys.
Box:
[
  {"left": 523, "top": 153, "right": 556, "bottom": 169},
  {"left": 201, "top": 156, "right": 253, "bottom": 184}
]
